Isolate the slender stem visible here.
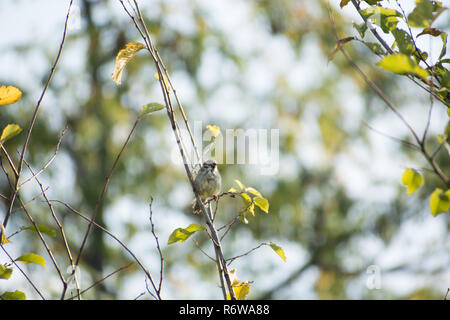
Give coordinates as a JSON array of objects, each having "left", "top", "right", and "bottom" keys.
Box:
[{"left": 3, "top": 0, "right": 74, "bottom": 228}]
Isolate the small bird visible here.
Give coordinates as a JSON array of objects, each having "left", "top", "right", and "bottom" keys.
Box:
[{"left": 192, "top": 160, "right": 222, "bottom": 214}]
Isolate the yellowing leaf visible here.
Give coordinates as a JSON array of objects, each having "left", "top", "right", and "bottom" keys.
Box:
[
  {"left": 0, "top": 222, "right": 9, "bottom": 245},
  {"left": 234, "top": 179, "right": 245, "bottom": 190},
  {"left": 228, "top": 187, "right": 238, "bottom": 193},
  {"left": 254, "top": 196, "right": 269, "bottom": 213},
  {"left": 0, "top": 290, "right": 26, "bottom": 300},
  {"left": 0, "top": 85, "right": 22, "bottom": 106},
  {"left": 206, "top": 125, "right": 221, "bottom": 138},
  {"left": 0, "top": 265, "right": 13, "bottom": 280},
  {"left": 15, "top": 253, "right": 46, "bottom": 267},
  {"left": 269, "top": 242, "right": 286, "bottom": 262},
  {"left": 112, "top": 42, "right": 146, "bottom": 85},
  {"left": 240, "top": 193, "right": 254, "bottom": 216},
  {"left": 429, "top": 188, "right": 450, "bottom": 217},
  {"left": 245, "top": 187, "right": 262, "bottom": 198},
  {"left": 154, "top": 72, "right": 171, "bottom": 90},
  {"left": 377, "top": 53, "right": 429, "bottom": 80},
  {"left": 0, "top": 124, "right": 22, "bottom": 143},
  {"left": 168, "top": 224, "right": 205, "bottom": 244},
  {"left": 226, "top": 269, "right": 251, "bottom": 300},
  {"left": 401, "top": 168, "right": 424, "bottom": 195}
]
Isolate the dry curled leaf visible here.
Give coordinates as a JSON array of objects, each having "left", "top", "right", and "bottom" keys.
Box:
[{"left": 112, "top": 42, "right": 146, "bottom": 85}]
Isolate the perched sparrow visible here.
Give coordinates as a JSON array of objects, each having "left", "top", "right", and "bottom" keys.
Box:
[{"left": 192, "top": 160, "right": 222, "bottom": 214}]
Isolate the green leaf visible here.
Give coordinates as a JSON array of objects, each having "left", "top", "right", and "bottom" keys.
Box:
[
  {"left": 0, "top": 124, "right": 22, "bottom": 143},
  {"left": 392, "top": 29, "right": 415, "bottom": 56},
  {"left": 401, "top": 168, "right": 424, "bottom": 195},
  {"left": 364, "top": 42, "right": 385, "bottom": 55},
  {"left": 439, "top": 32, "right": 447, "bottom": 60},
  {"left": 21, "top": 224, "right": 57, "bottom": 237},
  {"left": 377, "top": 53, "right": 429, "bottom": 80},
  {"left": 269, "top": 242, "right": 287, "bottom": 262},
  {"left": 429, "top": 188, "right": 450, "bottom": 216},
  {"left": 353, "top": 22, "right": 368, "bottom": 38},
  {"left": 15, "top": 253, "right": 46, "bottom": 267},
  {"left": 168, "top": 224, "right": 205, "bottom": 244},
  {"left": 254, "top": 197, "right": 269, "bottom": 213},
  {"left": 407, "top": 0, "right": 441, "bottom": 28},
  {"left": 360, "top": 6, "right": 400, "bottom": 20},
  {"left": 0, "top": 290, "right": 26, "bottom": 300},
  {"left": 138, "top": 103, "right": 165, "bottom": 119},
  {"left": 0, "top": 265, "right": 13, "bottom": 280},
  {"left": 239, "top": 214, "right": 249, "bottom": 224}
]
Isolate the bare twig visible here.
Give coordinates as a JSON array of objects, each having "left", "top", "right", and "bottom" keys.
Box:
[
  {"left": 18, "top": 126, "right": 68, "bottom": 190},
  {"left": 4, "top": 0, "right": 74, "bottom": 228},
  {"left": 0, "top": 244, "right": 45, "bottom": 300},
  {"left": 149, "top": 198, "right": 164, "bottom": 296},
  {"left": 51, "top": 199, "right": 160, "bottom": 299},
  {"left": 118, "top": 0, "right": 236, "bottom": 300},
  {"left": 226, "top": 243, "right": 267, "bottom": 265},
  {"left": 328, "top": 2, "right": 450, "bottom": 188},
  {"left": 66, "top": 262, "right": 133, "bottom": 300}
]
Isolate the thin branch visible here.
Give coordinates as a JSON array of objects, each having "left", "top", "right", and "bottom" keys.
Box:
[
  {"left": 21, "top": 157, "right": 80, "bottom": 298},
  {"left": 328, "top": 2, "right": 450, "bottom": 188},
  {"left": 51, "top": 199, "right": 160, "bottom": 299},
  {"left": 119, "top": 0, "right": 236, "bottom": 300},
  {"left": 4, "top": 0, "right": 74, "bottom": 228},
  {"left": 149, "top": 198, "right": 164, "bottom": 296},
  {"left": 362, "top": 120, "right": 420, "bottom": 151},
  {"left": 72, "top": 118, "right": 158, "bottom": 298},
  {"left": 0, "top": 244, "right": 46, "bottom": 300},
  {"left": 226, "top": 243, "right": 267, "bottom": 266},
  {"left": 66, "top": 262, "right": 133, "bottom": 300},
  {"left": 18, "top": 125, "right": 68, "bottom": 190}
]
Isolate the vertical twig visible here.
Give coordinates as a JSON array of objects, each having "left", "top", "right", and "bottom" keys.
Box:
[
  {"left": 3, "top": 0, "right": 74, "bottom": 228},
  {"left": 118, "top": 0, "right": 236, "bottom": 300}
]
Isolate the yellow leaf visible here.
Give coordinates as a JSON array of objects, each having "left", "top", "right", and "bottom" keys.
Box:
[
  {"left": 245, "top": 187, "right": 262, "bottom": 197},
  {"left": 154, "top": 72, "right": 171, "bottom": 91},
  {"left": 269, "top": 242, "right": 286, "bottom": 262},
  {"left": 0, "top": 85, "right": 22, "bottom": 106},
  {"left": 234, "top": 179, "right": 245, "bottom": 190},
  {"left": 226, "top": 269, "right": 251, "bottom": 300},
  {"left": 112, "top": 42, "right": 146, "bottom": 85},
  {"left": 0, "top": 222, "right": 9, "bottom": 244},
  {"left": 1, "top": 124, "right": 22, "bottom": 143},
  {"left": 206, "top": 125, "right": 221, "bottom": 138},
  {"left": 254, "top": 196, "right": 269, "bottom": 213}
]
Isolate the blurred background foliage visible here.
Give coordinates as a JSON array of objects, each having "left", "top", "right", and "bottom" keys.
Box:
[{"left": 0, "top": 0, "right": 449, "bottom": 299}]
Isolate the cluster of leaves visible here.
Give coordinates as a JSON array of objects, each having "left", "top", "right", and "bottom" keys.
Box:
[
  {"left": 166, "top": 153, "right": 284, "bottom": 300},
  {"left": 0, "top": 86, "right": 48, "bottom": 300},
  {"left": 336, "top": 1, "right": 450, "bottom": 217},
  {"left": 111, "top": 39, "right": 284, "bottom": 299},
  {"left": 339, "top": 0, "right": 449, "bottom": 102}
]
